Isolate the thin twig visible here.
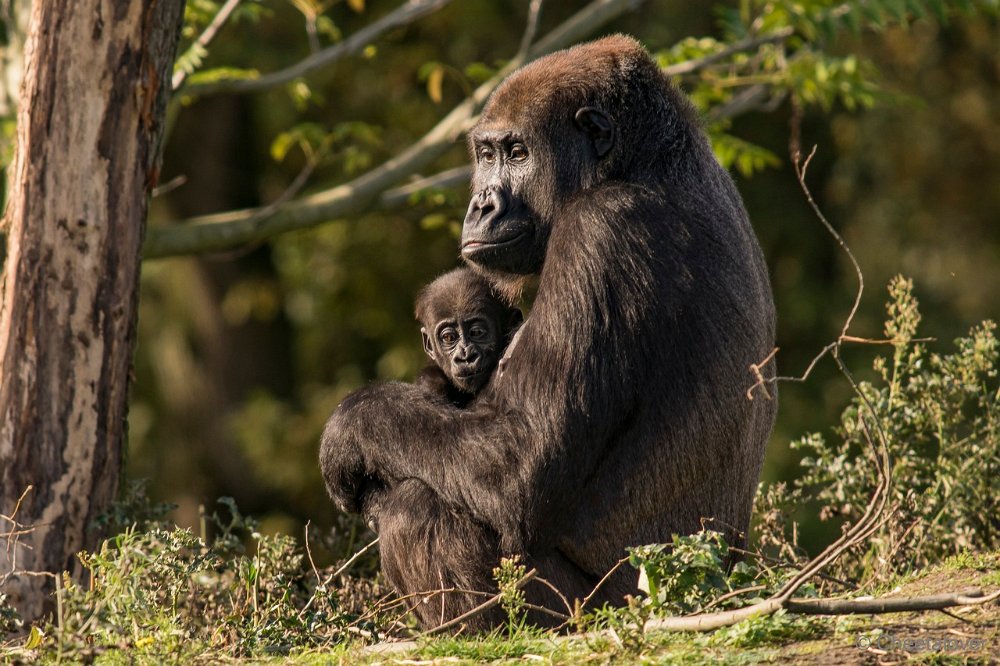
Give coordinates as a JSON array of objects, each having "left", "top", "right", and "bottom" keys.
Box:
[
  {"left": 172, "top": 0, "right": 244, "bottom": 91},
  {"left": 746, "top": 145, "right": 870, "bottom": 400},
  {"left": 332, "top": 536, "right": 380, "bottom": 578},
  {"left": 533, "top": 574, "right": 574, "bottom": 617},
  {"left": 418, "top": 568, "right": 538, "bottom": 637},
  {"left": 696, "top": 585, "right": 767, "bottom": 613}
]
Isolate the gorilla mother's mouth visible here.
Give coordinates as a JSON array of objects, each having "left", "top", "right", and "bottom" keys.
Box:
[{"left": 460, "top": 232, "right": 528, "bottom": 258}]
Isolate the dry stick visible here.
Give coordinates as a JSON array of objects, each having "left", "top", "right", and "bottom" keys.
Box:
[
  {"left": 697, "top": 585, "right": 767, "bottom": 613},
  {"left": 181, "top": 0, "right": 455, "bottom": 98},
  {"left": 1, "top": 485, "right": 35, "bottom": 586},
  {"left": 558, "top": 556, "right": 629, "bottom": 630},
  {"left": 729, "top": 547, "right": 856, "bottom": 590},
  {"left": 297, "top": 521, "right": 329, "bottom": 619},
  {"left": 785, "top": 589, "right": 1000, "bottom": 615},
  {"left": 144, "top": 0, "right": 645, "bottom": 258}
]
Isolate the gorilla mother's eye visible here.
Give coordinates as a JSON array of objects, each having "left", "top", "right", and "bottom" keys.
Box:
[
  {"left": 478, "top": 147, "right": 497, "bottom": 165},
  {"left": 509, "top": 144, "right": 528, "bottom": 162}
]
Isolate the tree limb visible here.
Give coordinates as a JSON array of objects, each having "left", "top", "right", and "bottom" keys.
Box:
[
  {"left": 785, "top": 588, "right": 1000, "bottom": 615},
  {"left": 180, "top": 0, "right": 455, "bottom": 99},
  {"left": 144, "top": 0, "right": 645, "bottom": 259}
]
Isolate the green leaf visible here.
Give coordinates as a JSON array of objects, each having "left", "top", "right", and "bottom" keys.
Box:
[
  {"left": 23, "top": 626, "right": 44, "bottom": 649},
  {"left": 710, "top": 133, "right": 781, "bottom": 177},
  {"left": 464, "top": 62, "right": 496, "bottom": 84}
]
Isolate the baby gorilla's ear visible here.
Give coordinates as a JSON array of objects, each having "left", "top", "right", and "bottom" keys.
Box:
[{"left": 420, "top": 327, "right": 435, "bottom": 358}]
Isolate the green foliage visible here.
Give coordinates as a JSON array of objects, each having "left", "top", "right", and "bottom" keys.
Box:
[
  {"left": 628, "top": 531, "right": 811, "bottom": 616},
  {"left": 0, "top": 593, "right": 19, "bottom": 635},
  {"left": 40, "top": 498, "right": 364, "bottom": 660},
  {"left": 658, "top": 0, "right": 997, "bottom": 173},
  {"left": 175, "top": 0, "right": 268, "bottom": 85},
  {"left": 270, "top": 121, "right": 380, "bottom": 173},
  {"left": 709, "top": 609, "right": 824, "bottom": 647},
  {"left": 760, "top": 276, "right": 1000, "bottom": 580},
  {"left": 710, "top": 132, "right": 782, "bottom": 177},
  {"left": 630, "top": 533, "right": 731, "bottom": 614}
]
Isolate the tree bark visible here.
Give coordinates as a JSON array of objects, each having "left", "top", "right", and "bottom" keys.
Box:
[{"left": 0, "top": 0, "right": 183, "bottom": 621}]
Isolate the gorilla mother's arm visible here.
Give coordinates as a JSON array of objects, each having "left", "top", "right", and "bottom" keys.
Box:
[
  {"left": 320, "top": 380, "right": 539, "bottom": 544},
  {"left": 320, "top": 183, "right": 668, "bottom": 546}
]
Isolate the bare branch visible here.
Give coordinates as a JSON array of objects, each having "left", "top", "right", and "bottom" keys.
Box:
[
  {"left": 181, "top": 0, "right": 455, "bottom": 99},
  {"left": 785, "top": 588, "right": 1000, "bottom": 615},
  {"left": 379, "top": 165, "right": 471, "bottom": 208},
  {"left": 144, "top": 0, "right": 646, "bottom": 259}
]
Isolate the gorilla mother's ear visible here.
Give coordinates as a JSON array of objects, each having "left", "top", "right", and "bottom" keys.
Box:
[{"left": 574, "top": 107, "right": 615, "bottom": 158}]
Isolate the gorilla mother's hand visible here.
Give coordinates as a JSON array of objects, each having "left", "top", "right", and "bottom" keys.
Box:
[{"left": 320, "top": 381, "right": 452, "bottom": 514}]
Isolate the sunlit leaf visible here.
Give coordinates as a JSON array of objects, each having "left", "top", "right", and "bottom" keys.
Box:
[{"left": 427, "top": 66, "right": 445, "bottom": 103}]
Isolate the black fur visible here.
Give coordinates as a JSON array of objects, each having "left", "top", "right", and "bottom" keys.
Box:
[{"left": 320, "top": 35, "right": 776, "bottom": 630}]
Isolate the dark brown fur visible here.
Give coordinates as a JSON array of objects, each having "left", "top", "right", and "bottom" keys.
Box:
[{"left": 321, "top": 35, "right": 776, "bottom": 631}]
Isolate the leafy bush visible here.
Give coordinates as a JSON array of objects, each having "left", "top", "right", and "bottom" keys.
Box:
[
  {"left": 628, "top": 531, "right": 806, "bottom": 615},
  {"left": 756, "top": 276, "right": 999, "bottom": 580},
  {"left": 42, "top": 497, "right": 376, "bottom": 660}
]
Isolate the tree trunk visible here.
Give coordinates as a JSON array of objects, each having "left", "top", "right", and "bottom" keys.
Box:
[{"left": 0, "top": 0, "right": 183, "bottom": 622}]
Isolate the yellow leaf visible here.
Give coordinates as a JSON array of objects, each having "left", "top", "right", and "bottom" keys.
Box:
[
  {"left": 347, "top": 0, "right": 364, "bottom": 12},
  {"left": 23, "top": 626, "right": 44, "bottom": 650},
  {"left": 427, "top": 66, "right": 444, "bottom": 104}
]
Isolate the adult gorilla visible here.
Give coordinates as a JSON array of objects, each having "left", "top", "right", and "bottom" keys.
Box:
[{"left": 321, "top": 34, "right": 776, "bottom": 629}]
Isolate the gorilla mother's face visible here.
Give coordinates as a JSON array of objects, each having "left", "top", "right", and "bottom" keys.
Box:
[
  {"left": 460, "top": 102, "right": 615, "bottom": 278},
  {"left": 461, "top": 126, "right": 549, "bottom": 276}
]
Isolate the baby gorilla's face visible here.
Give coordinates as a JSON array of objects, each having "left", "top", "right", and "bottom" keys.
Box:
[{"left": 425, "top": 314, "right": 503, "bottom": 394}]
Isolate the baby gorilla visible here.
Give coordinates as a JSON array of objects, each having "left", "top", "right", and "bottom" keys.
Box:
[
  {"left": 414, "top": 267, "right": 522, "bottom": 407},
  {"left": 360, "top": 268, "right": 522, "bottom": 534}
]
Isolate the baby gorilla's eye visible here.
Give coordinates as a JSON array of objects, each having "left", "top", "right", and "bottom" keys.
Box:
[
  {"left": 439, "top": 329, "right": 458, "bottom": 346},
  {"left": 469, "top": 325, "right": 489, "bottom": 340},
  {"left": 509, "top": 144, "right": 528, "bottom": 162}
]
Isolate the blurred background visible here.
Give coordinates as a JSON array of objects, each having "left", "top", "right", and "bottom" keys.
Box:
[{"left": 117, "top": 1, "right": 998, "bottom": 556}]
